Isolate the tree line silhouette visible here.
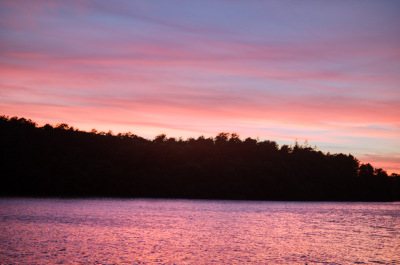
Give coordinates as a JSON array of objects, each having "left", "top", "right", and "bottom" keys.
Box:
[{"left": 1, "top": 115, "right": 399, "bottom": 201}]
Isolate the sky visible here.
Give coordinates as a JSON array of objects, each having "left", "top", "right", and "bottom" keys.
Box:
[{"left": 0, "top": 0, "right": 399, "bottom": 174}]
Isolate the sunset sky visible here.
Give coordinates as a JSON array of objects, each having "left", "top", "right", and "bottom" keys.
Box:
[{"left": 1, "top": 0, "right": 399, "bottom": 173}]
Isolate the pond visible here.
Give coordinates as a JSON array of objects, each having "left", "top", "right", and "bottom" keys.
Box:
[{"left": 1, "top": 198, "right": 399, "bottom": 264}]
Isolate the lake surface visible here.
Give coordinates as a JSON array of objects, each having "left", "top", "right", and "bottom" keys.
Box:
[{"left": 0, "top": 199, "right": 399, "bottom": 264}]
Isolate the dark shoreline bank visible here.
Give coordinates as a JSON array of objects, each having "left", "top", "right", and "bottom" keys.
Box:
[
  {"left": 1, "top": 115, "right": 399, "bottom": 202},
  {"left": 2, "top": 195, "right": 399, "bottom": 203}
]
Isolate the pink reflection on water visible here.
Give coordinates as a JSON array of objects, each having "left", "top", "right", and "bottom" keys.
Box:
[{"left": 0, "top": 199, "right": 399, "bottom": 264}]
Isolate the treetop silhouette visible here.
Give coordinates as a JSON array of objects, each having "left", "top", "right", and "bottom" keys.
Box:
[{"left": 1, "top": 115, "right": 399, "bottom": 201}]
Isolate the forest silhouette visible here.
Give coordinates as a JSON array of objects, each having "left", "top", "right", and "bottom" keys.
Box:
[{"left": 1, "top": 115, "right": 399, "bottom": 201}]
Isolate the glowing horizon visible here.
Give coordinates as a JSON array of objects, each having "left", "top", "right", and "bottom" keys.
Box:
[{"left": 1, "top": 0, "right": 399, "bottom": 173}]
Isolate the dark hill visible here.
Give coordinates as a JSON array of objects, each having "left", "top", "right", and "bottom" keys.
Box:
[{"left": 1, "top": 115, "right": 399, "bottom": 201}]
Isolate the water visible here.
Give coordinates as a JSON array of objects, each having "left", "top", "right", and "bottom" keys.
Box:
[{"left": 0, "top": 199, "right": 399, "bottom": 264}]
